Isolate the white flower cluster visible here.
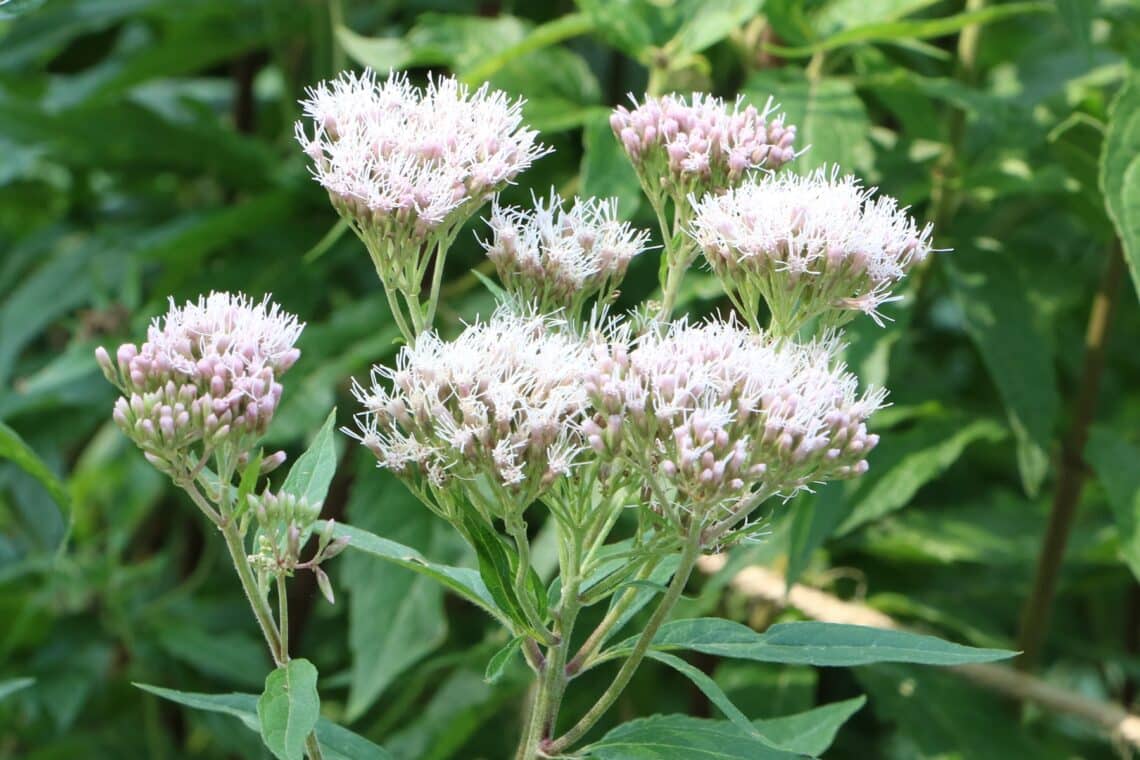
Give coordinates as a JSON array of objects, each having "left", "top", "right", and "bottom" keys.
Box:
[
  {"left": 296, "top": 70, "right": 550, "bottom": 305},
  {"left": 348, "top": 308, "right": 591, "bottom": 513},
  {"left": 96, "top": 292, "right": 303, "bottom": 471},
  {"left": 610, "top": 92, "right": 795, "bottom": 205},
  {"left": 583, "top": 319, "right": 884, "bottom": 541},
  {"left": 481, "top": 191, "right": 650, "bottom": 317},
  {"left": 690, "top": 167, "right": 934, "bottom": 332}
]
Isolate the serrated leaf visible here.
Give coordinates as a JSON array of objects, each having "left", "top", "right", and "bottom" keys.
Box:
[
  {"left": 484, "top": 635, "right": 524, "bottom": 684},
  {"left": 947, "top": 247, "right": 1059, "bottom": 496},
  {"left": 1100, "top": 68, "right": 1140, "bottom": 300},
  {"left": 609, "top": 618, "right": 1015, "bottom": 666},
  {"left": 585, "top": 713, "right": 800, "bottom": 759},
  {"left": 135, "top": 683, "right": 392, "bottom": 760},
  {"left": 1085, "top": 427, "right": 1140, "bottom": 580},
  {"left": 280, "top": 409, "right": 338, "bottom": 510},
  {"left": 257, "top": 659, "right": 320, "bottom": 760}
]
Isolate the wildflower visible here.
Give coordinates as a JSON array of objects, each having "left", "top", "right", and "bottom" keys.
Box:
[
  {"left": 95, "top": 292, "right": 303, "bottom": 475},
  {"left": 347, "top": 307, "right": 591, "bottom": 518},
  {"left": 296, "top": 69, "right": 550, "bottom": 337},
  {"left": 583, "top": 318, "right": 884, "bottom": 545},
  {"left": 610, "top": 92, "right": 795, "bottom": 209},
  {"left": 480, "top": 191, "right": 650, "bottom": 319},
  {"left": 689, "top": 167, "right": 935, "bottom": 334}
]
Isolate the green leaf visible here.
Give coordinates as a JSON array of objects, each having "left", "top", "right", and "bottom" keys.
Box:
[
  {"left": 585, "top": 713, "right": 800, "bottom": 759},
  {"left": 458, "top": 509, "right": 549, "bottom": 640},
  {"left": 611, "top": 618, "right": 1015, "bottom": 666},
  {"left": 839, "top": 414, "right": 1007, "bottom": 533},
  {"left": 669, "top": 0, "right": 762, "bottom": 55},
  {"left": 763, "top": 2, "right": 1051, "bottom": 58},
  {"left": 343, "top": 467, "right": 448, "bottom": 720},
  {"left": 1085, "top": 427, "right": 1140, "bottom": 580},
  {"left": 647, "top": 650, "right": 790, "bottom": 750},
  {"left": 484, "top": 635, "right": 524, "bottom": 684},
  {"left": 1056, "top": 0, "right": 1093, "bottom": 58},
  {"left": 462, "top": 12, "right": 595, "bottom": 85},
  {"left": 785, "top": 481, "right": 845, "bottom": 587},
  {"left": 947, "top": 247, "right": 1059, "bottom": 496},
  {"left": 135, "top": 683, "right": 392, "bottom": 760},
  {"left": 581, "top": 111, "right": 642, "bottom": 221},
  {"left": 745, "top": 70, "right": 873, "bottom": 173},
  {"left": 0, "top": 677, "right": 33, "bottom": 702},
  {"left": 0, "top": 421, "right": 69, "bottom": 512},
  {"left": 280, "top": 409, "right": 339, "bottom": 509},
  {"left": 320, "top": 520, "right": 506, "bottom": 625},
  {"left": 752, "top": 696, "right": 866, "bottom": 757},
  {"left": 257, "top": 659, "right": 321, "bottom": 760},
  {"left": 336, "top": 26, "right": 411, "bottom": 71},
  {"left": 1100, "top": 68, "right": 1140, "bottom": 300}
]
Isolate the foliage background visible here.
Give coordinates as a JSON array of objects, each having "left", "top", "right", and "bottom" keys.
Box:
[{"left": 1, "top": 0, "right": 1139, "bottom": 757}]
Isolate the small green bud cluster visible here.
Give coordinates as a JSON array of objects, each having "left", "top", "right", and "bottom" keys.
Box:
[{"left": 248, "top": 490, "right": 346, "bottom": 604}]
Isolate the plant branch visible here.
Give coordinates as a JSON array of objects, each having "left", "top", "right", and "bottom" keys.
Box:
[
  {"left": 1017, "top": 242, "right": 1125, "bottom": 669},
  {"left": 547, "top": 526, "right": 702, "bottom": 754}
]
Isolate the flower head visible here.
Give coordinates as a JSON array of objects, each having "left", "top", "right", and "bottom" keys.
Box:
[
  {"left": 583, "top": 318, "right": 883, "bottom": 544},
  {"left": 480, "top": 191, "right": 650, "bottom": 318},
  {"left": 610, "top": 92, "right": 795, "bottom": 207},
  {"left": 96, "top": 292, "right": 303, "bottom": 473},
  {"left": 689, "top": 166, "right": 935, "bottom": 333},
  {"left": 296, "top": 70, "right": 549, "bottom": 296},
  {"left": 348, "top": 308, "right": 592, "bottom": 516}
]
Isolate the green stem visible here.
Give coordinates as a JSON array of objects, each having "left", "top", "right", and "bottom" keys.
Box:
[
  {"left": 567, "top": 559, "right": 661, "bottom": 674},
  {"left": 220, "top": 521, "right": 286, "bottom": 666},
  {"left": 548, "top": 526, "right": 703, "bottom": 753},
  {"left": 277, "top": 574, "right": 290, "bottom": 660}
]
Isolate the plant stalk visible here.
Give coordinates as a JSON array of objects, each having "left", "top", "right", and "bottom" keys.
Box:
[
  {"left": 1016, "top": 242, "right": 1125, "bottom": 670},
  {"left": 547, "top": 526, "right": 703, "bottom": 754}
]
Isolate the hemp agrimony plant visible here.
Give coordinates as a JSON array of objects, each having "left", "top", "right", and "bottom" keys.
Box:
[
  {"left": 292, "top": 70, "right": 937, "bottom": 759},
  {"left": 96, "top": 68, "right": 974, "bottom": 760}
]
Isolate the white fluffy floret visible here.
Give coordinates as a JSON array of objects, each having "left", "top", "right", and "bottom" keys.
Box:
[
  {"left": 481, "top": 191, "right": 650, "bottom": 316},
  {"left": 689, "top": 167, "right": 935, "bottom": 331},
  {"left": 583, "top": 318, "right": 884, "bottom": 541},
  {"left": 348, "top": 308, "right": 592, "bottom": 510},
  {"left": 296, "top": 70, "right": 549, "bottom": 231}
]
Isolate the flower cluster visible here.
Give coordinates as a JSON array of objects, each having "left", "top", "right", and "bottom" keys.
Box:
[
  {"left": 689, "top": 167, "right": 934, "bottom": 333},
  {"left": 296, "top": 70, "right": 549, "bottom": 296},
  {"left": 348, "top": 309, "right": 591, "bottom": 516},
  {"left": 481, "top": 191, "right": 651, "bottom": 318},
  {"left": 610, "top": 92, "right": 796, "bottom": 207},
  {"left": 96, "top": 292, "right": 303, "bottom": 474},
  {"left": 583, "top": 319, "right": 883, "bottom": 543}
]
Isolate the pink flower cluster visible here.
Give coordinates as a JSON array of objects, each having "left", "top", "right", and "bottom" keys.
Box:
[
  {"left": 296, "top": 70, "right": 549, "bottom": 248},
  {"left": 348, "top": 308, "right": 591, "bottom": 513},
  {"left": 582, "top": 319, "right": 883, "bottom": 540},
  {"left": 96, "top": 292, "right": 303, "bottom": 473},
  {"left": 610, "top": 92, "right": 796, "bottom": 204},
  {"left": 689, "top": 167, "right": 935, "bottom": 331},
  {"left": 481, "top": 191, "right": 650, "bottom": 317}
]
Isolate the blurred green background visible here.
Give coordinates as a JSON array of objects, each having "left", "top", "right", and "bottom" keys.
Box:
[{"left": 2, "top": 0, "right": 1140, "bottom": 757}]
